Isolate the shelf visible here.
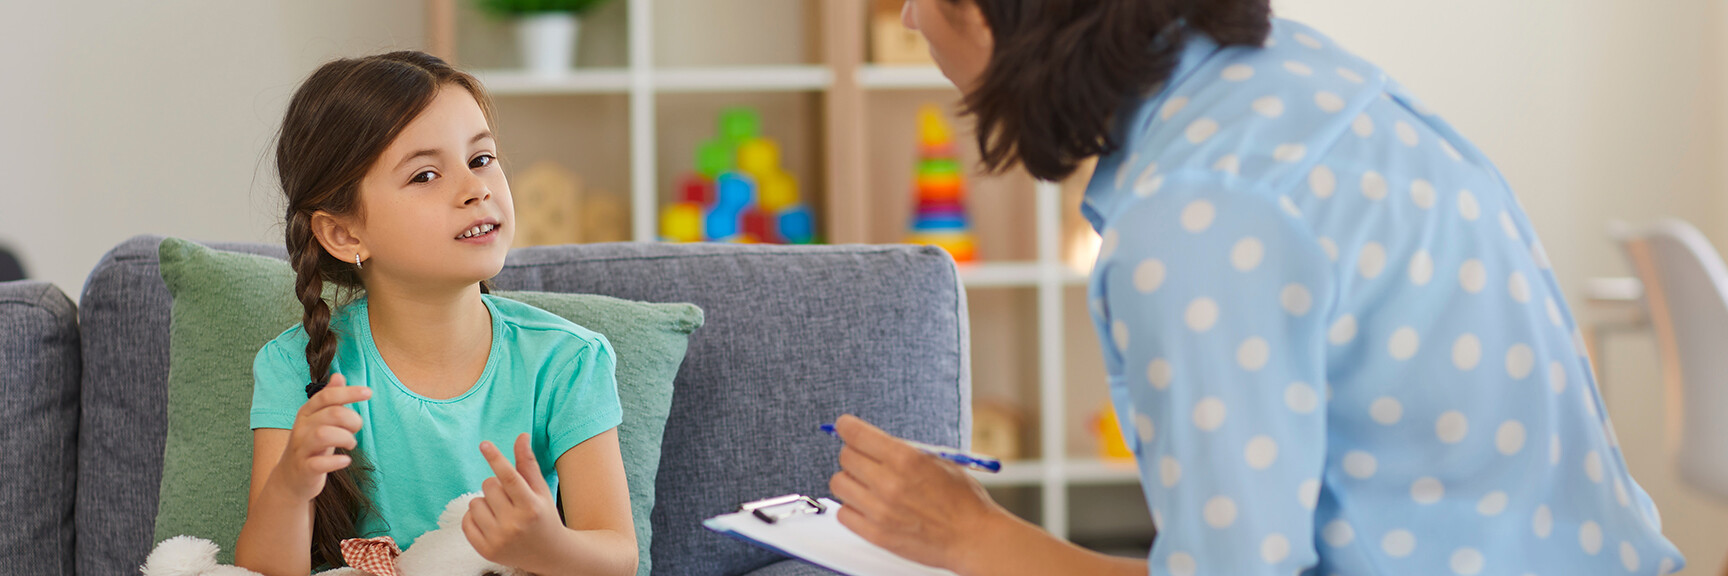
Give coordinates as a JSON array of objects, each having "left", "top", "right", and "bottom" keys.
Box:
[
  {"left": 656, "top": 66, "right": 832, "bottom": 92},
  {"left": 476, "top": 69, "right": 633, "bottom": 95},
  {"left": 476, "top": 65, "right": 834, "bottom": 95},
  {"left": 857, "top": 65, "right": 953, "bottom": 90},
  {"left": 958, "top": 262, "right": 1088, "bottom": 288},
  {"left": 974, "top": 458, "right": 1143, "bottom": 487}
]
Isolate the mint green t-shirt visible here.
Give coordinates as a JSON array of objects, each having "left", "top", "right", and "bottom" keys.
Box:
[{"left": 250, "top": 294, "right": 624, "bottom": 549}]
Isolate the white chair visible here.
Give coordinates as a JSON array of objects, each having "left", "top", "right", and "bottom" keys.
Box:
[{"left": 1611, "top": 219, "right": 1728, "bottom": 503}]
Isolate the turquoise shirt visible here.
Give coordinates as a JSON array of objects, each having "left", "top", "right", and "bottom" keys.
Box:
[
  {"left": 250, "top": 294, "right": 623, "bottom": 549},
  {"left": 1086, "top": 19, "right": 1682, "bottom": 575}
]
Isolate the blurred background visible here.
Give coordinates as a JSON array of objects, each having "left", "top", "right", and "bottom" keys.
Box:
[{"left": 2, "top": 0, "right": 1725, "bottom": 571}]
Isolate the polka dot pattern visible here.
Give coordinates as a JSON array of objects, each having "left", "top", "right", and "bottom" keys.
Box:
[
  {"left": 1382, "top": 530, "right": 1416, "bottom": 558},
  {"left": 1246, "top": 435, "right": 1278, "bottom": 469},
  {"left": 1182, "top": 200, "right": 1216, "bottom": 232},
  {"left": 1361, "top": 171, "right": 1389, "bottom": 200},
  {"left": 1186, "top": 118, "right": 1219, "bottom": 143},
  {"left": 1410, "top": 179, "right": 1436, "bottom": 209},
  {"left": 1160, "top": 96, "right": 1188, "bottom": 121},
  {"left": 1254, "top": 95, "right": 1285, "bottom": 118},
  {"left": 1147, "top": 358, "right": 1172, "bottom": 390},
  {"left": 1437, "top": 411, "right": 1469, "bottom": 444},
  {"left": 1204, "top": 496, "right": 1238, "bottom": 528},
  {"left": 1194, "top": 397, "right": 1227, "bottom": 431},
  {"left": 1323, "top": 520, "right": 1354, "bottom": 547},
  {"left": 1286, "top": 382, "right": 1319, "bottom": 413},
  {"left": 1134, "top": 259, "right": 1166, "bottom": 293},
  {"left": 1370, "top": 397, "right": 1403, "bottom": 425},
  {"left": 1409, "top": 250, "right": 1435, "bottom": 285},
  {"left": 1311, "top": 165, "right": 1336, "bottom": 198},
  {"left": 1084, "top": 22, "right": 1674, "bottom": 576},
  {"left": 1359, "top": 243, "right": 1388, "bottom": 278},
  {"left": 1477, "top": 491, "right": 1508, "bottom": 516},
  {"left": 1232, "top": 237, "right": 1264, "bottom": 271}
]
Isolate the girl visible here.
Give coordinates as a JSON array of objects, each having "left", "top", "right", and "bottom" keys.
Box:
[
  {"left": 234, "top": 51, "right": 637, "bottom": 576},
  {"left": 830, "top": 1, "right": 1683, "bottom": 575}
]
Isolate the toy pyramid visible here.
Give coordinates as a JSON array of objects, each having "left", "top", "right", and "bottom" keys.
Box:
[
  {"left": 660, "top": 108, "right": 815, "bottom": 244},
  {"left": 905, "top": 105, "right": 977, "bottom": 262}
]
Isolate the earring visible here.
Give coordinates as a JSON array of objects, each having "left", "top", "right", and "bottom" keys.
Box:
[{"left": 355, "top": 253, "right": 363, "bottom": 269}]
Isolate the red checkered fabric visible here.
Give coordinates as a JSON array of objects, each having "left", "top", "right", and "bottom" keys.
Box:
[{"left": 340, "top": 536, "right": 402, "bottom": 576}]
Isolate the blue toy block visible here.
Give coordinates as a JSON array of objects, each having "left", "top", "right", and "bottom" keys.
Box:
[
  {"left": 715, "top": 172, "right": 756, "bottom": 209},
  {"left": 778, "top": 205, "right": 815, "bottom": 244}
]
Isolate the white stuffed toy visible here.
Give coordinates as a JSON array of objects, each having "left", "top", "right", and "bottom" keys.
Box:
[{"left": 144, "top": 493, "right": 528, "bottom": 576}]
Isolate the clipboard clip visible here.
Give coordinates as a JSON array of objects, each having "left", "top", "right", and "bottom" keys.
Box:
[{"left": 739, "top": 494, "right": 828, "bottom": 524}]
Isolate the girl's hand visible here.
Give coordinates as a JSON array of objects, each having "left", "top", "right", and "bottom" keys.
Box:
[
  {"left": 463, "top": 433, "right": 567, "bottom": 573},
  {"left": 270, "top": 373, "right": 369, "bottom": 501},
  {"left": 827, "top": 414, "right": 1011, "bottom": 573}
]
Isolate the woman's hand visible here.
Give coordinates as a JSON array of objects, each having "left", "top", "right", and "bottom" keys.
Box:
[
  {"left": 270, "top": 373, "right": 369, "bottom": 501},
  {"left": 463, "top": 433, "right": 569, "bottom": 573},
  {"left": 827, "top": 414, "right": 1012, "bottom": 573}
]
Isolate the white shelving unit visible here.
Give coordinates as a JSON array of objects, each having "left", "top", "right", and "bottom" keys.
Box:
[{"left": 437, "top": 0, "right": 1145, "bottom": 546}]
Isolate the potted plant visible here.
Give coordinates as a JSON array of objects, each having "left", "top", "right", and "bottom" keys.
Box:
[{"left": 479, "top": 0, "right": 611, "bottom": 77}]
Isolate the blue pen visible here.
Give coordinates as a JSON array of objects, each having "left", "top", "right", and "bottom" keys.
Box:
[{"left": 821, "top": 423, "right": 1002, "bottom": 473}]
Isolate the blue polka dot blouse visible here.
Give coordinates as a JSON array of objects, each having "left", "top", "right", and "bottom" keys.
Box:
[{"left": 1084, "top": 19, "right": 1683, "bottom": 576}]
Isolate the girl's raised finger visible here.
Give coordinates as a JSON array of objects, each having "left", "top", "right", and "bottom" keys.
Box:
[
  {"left": 479, "top": 441, "right": 529, "bottom": 506},
  {"left": 512, "top": 433, "right": 549, "bottom": 495}
]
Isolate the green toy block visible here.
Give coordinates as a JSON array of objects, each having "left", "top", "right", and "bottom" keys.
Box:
[
  {"left": 719, "top": 108, "right": 761, "bottom": 142},
  {"left": 696, "top": 139, "right": 735, "bottom": 178}
]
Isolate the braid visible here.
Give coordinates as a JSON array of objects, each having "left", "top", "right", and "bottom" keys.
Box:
[
  {"left": 288, "top": 214, "right": 337, "bottom": 392},
  {"left": 285, "top": 211, "right": 373, "bottom": 569}
]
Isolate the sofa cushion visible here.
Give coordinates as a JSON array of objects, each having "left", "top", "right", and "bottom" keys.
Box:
[
  {"left": 0, "top": 281, "right": 80, "bottom": 576},
  {"left": 491, "top": 242, "right": 971, "bottom": 576},
  {"left": 151, "top": 238, "right": 700, "bottom": 576},
  {"left": 77, "top": 235, "right": 968, "bottom": 576}
]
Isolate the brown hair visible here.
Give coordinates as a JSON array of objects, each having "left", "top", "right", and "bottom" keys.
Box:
[
  {"left": 276, "top": 50, "right": 495, "bottom": 568},
  {"left": 955, "top": 0, "right": 1273, "bottom": 181}
]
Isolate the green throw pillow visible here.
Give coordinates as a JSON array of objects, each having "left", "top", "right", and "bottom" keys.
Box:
[{"left": 154, "top": 237, "right": 701, "bottom": 576}]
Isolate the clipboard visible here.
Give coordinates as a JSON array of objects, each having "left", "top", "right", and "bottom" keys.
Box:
[{"left": 703, "top": 494, "right": 959, "bottom": 576}]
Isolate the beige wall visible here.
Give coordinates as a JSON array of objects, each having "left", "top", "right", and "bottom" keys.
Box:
[
  {"left": 1276, "top": 1, "right": 1728, "bottom": 572},
  {"left": 0, "top": 0, "right": 425, "bottom": 297}
]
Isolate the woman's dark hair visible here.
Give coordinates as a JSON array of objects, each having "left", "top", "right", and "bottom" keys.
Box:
[
  {"left": 276, "top": 50, "right": 494, "bottom": 568},
  {"left": 955, "top": 0, "right": 1272, "bottom": 181}
]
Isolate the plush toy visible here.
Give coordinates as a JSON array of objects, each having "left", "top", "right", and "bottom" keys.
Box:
[{"left": 143, "top": 494, "right": 527, "bottom": 576}]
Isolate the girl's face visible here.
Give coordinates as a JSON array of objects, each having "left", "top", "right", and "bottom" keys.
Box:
[
  {"left": 902, "top": 0, "right": 993, "bottom": 92},
  {"left": 351, "top": 84, "right": 513, "bottom": 291}
]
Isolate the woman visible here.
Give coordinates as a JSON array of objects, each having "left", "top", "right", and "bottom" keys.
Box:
[{"left": 829, "top": 1, "right": 1683, "bottom": 574}]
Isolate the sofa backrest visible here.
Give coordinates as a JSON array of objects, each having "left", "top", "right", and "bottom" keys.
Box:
[
  {"left": 75, "top": 236, "right": 970, "bottom": 576},
  {"left": 0, "top": 281, "right": 80, "bottom": 576}
]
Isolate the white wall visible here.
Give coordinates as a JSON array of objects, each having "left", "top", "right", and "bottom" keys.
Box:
[
  {"left": 1276, "top": 1, "right": 1728, "bottom": 572},
  {"left": 0, "top": 0, "right": 424, "bottom": 297}
]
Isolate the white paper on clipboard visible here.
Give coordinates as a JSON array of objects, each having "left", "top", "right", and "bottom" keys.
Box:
[{"left": 703, "top": 496, "right": 958, "bottom": 576}]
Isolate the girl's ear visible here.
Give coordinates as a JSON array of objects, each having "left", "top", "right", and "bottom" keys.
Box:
[{"left": 311, "top": 210, "right": 367, "bottom": 264}]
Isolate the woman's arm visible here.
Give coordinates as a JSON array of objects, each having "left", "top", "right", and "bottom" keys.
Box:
[
  {"left": 829, "top": 415, "right": 1145, "bottom": 576},
  {"left": 235, "top": 375, "right": 371, "bottom": 576},
  {"left": 462, "top": 430, "right": 637, "bottom": 576}
]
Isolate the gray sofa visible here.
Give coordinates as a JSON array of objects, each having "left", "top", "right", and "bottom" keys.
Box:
[{"left": 3, "top": 235, "right": 971, "bottom": 576}]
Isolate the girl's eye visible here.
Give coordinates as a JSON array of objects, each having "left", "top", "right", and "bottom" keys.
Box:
[
  {"left": 411, "top": 170, "right": 438, "bottom": 184},
  {"left": 470, "top": 154, "right": 496, "bottom": 169}
]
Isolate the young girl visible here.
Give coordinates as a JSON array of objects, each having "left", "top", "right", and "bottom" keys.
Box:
[{"left": 234, "top": 51, "right": 637, "bottom": 576}]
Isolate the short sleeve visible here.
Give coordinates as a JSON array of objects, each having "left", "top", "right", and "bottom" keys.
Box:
[
  {"left": 250, "top": 339, "right": 311, "bottom": 430},
  {"left": 1096, "top": 180, "right": 1334, "bottom": 576},
  {"left": 543, "top": 334, "right": 624, "bottom": 461}
]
